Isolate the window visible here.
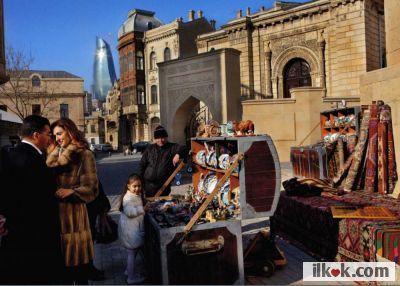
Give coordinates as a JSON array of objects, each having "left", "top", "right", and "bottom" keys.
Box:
[
  {"left": 91, "top": 125, "right": 96, "bottom": 133},
  {"left": 151, "top": 85, "right": 158, "bottom": 104},
  {"left": 128, "top": 52, "right": 134, "bottom": 71},
  {"left": 137, "top": 85, "right": 145, "bottom": 105},
  {"left": 150, "top": 52, "right": 157, "bottom": 70},
  {"left": 32, "top": 104, "right": 41, "bottom": 115},
  {"left": 164, "top": 47, "right": 171, "bottom": 61},
  {"left": 147, "top": 22, "right": 153, "bottom": 30},
  {"left": 60, "top": 104, "right": 69, "bottom": 118},
  {"left": 283, "top": 58, "right": 311, "bottom": 98},
  {"left": 0, "top": 105, "right": 7, "bottom": 111},
  {"left": 136, "top": 51, "right": 144, "bottom": 70},
  {"left": 32, "top": 76, "right": 41, "bottom": 87},
  {"left": 90, "top": 138, "right": 95, "bottom": 144}
]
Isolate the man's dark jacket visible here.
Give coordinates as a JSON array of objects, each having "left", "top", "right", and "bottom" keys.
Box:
[
  {"left": 139, "top": 142, "right": 187, "bottom": 197},
  {"left": 0, "top": 143, "right": 63, "bottom": 284}
]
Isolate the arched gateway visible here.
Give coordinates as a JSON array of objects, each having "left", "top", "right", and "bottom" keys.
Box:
[{"left": 158, "top": 49, "right": 242, "bottom": 144}]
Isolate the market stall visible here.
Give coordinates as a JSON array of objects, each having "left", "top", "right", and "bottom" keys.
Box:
[
  {"left": 145, "top": 134, "right": 281, "bottom": 285},
  {"left": 273, "top": 101, "right": 400, "bottom": 267}
]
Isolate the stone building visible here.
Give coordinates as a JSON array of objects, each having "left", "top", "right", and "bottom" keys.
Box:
[
  {"left": 0, "top": 70, "right": 85, "bottom": 129},
  {"left": 0, "top": 0, "right": 7, "bottom": 85},
  {"left": 195, "top": 0, "right": 384, "bottom": 160},
  {"left": 117, "top": 9, "right": 162, "bottom": 145},
  {"left": 142, "top": 10, "right": 214, "bottom": 141},
  {"left": 84, "top": 110, "right": 105, "bottom": 145},
  {"left": 104, "top": 81, "right": 122, "bottom": 150}
]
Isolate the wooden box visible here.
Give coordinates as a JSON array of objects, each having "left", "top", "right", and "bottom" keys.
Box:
[
  {"left": 290, "top": 144, "right": 328, "bottom": 179},
  {"left": 145, "top": 216, "right": 244, "bottom": 285},
  {"left": 145, "top": 135, "right": 281, "bottom": 284}
]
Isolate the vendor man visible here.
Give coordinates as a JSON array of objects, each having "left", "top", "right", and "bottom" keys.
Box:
[{"left": 139, "top": 125, "right": 188, "bottom": 197}]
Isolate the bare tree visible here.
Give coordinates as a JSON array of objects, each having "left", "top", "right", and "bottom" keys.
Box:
[{"left": 0, "top": 46, "right": 57, "bottom": 120}]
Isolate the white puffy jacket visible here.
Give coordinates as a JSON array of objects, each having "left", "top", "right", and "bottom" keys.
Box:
[{"left": 118, "top": 192, "right": 145, "bottom": 249}]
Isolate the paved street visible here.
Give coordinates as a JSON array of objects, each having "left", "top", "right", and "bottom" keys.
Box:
[{"left": 96, "top": 152, "right": 142, "bottom": 196}]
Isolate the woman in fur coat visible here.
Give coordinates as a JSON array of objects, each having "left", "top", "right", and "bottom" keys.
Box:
[
  {"left": 119, "top": 173, "right": 145, "bottom": 284},
  {"left": 46, "top": 118, "right": 99, "bottom": 284}
]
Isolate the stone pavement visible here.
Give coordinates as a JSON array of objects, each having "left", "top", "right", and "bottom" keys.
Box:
[{"left": 90, "top": 161, "right": 315, "bottom": 285}]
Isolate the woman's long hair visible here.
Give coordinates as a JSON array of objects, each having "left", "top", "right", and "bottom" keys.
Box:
[
  {"left": 51, "top": 117, "right": 89, "bottom": 149},
  {"left": 119, "top": 173, "right": 142, "bottom": 212}
]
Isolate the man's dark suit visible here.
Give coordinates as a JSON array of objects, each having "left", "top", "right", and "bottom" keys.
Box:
[{"left": 0, "top": 143, "right": 63, "bottom": 284}]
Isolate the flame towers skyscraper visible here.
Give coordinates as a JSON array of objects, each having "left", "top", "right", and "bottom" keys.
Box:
[{"left": 92, "top": 37, "right": 117, "bottom": 101}]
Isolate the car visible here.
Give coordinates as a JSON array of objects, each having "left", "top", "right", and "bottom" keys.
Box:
[
  {"left": 99, "top": 143, "right": 113, "bottom": 152},
  {"left": 131, "top": 141, "right": 151, "bottom": 154}
]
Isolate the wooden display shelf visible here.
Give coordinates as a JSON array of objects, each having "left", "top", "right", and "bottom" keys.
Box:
[{"left": 320, "top": 106, "right": 361, "bottom": 138}]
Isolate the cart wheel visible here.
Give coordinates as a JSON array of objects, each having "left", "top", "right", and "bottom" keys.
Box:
[{"left": 261, "top": 260, "right": 275, "bottom": 277}]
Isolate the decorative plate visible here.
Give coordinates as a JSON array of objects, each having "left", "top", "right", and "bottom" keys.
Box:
[
  {"left": 220, "top": 180, "right": 230, "bottom": 193},
  {"left": 206, "top": 151, "right": 218, "bottom": 168},
  {"left": 195, "top": 150, "right": 206, "bottom": 166},
  {"left": 205, "top": 174, "right": 218, "bottom": 194},
  {"left": 218, "top": 154, "right": 230, "bottom": 170}
]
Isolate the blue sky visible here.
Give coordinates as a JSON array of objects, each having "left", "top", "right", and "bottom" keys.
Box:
[{"left": 4, "top": 0, "right": 306, "bottom": 91}]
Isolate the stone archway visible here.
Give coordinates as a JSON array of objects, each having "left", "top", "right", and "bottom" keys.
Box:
[
  {"left": 158, "top": 49, "right": 242, "bottom": 144},
  {"left": 272, "top": 46, "right": 320, "bottom": 98}
]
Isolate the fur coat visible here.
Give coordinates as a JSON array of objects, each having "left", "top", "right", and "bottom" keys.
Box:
[
  {"left": 46, "top": 143, "right": 99, "bottom": 267},
  {"left": 118, "top": 191, "right": 145, "bottom": 249}
]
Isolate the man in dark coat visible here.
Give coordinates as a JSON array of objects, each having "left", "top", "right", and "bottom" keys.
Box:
[
  {"left": 0, "top": 115, "right": 63, "bottom": 284},
  {"left": 139, "top": 126, "right": 187, "bottom": 197}
]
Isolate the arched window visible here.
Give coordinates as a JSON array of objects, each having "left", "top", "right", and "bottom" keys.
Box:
[
  {"left": 147, "top": 22, "right": 153, "bottom": 30},
  {"left": 137, "top": 85, "right": 145, "bottom": 105},
  {"left": 32, "top": 75, "right": 41, "bottom": 87},
  {"left": 150, "top": 52, "right": 157, "bottom": 70},
  {"left": 151, "top": 85, "right": 158, "bottom": 104},
  {"left": 164, "top": 47, "right": 171, "bottom": 61},
  {"left": 283, "top": 58, "right": 311, "bottom": 98},
  {"left": 136, "top": 51, "right": 144, "bottom": 70}
]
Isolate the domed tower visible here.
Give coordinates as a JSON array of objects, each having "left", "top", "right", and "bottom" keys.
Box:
[
  {"left": 117, "top": 9, "right": 162, "bottom": 144},
  {"left": 92, "top": 37, "right": 117, "bottom": 101}
]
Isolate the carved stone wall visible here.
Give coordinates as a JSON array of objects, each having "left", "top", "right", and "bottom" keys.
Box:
[
  {"left": 272, "top": 45, "right": 320, "bottom": 98},
  {"left": 158, "top": 49, "right": 241, "bottom": 144}
]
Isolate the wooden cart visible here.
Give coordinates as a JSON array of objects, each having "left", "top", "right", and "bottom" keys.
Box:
[{"left": 145, "top": 135, "right": 282, "bottom": 284}]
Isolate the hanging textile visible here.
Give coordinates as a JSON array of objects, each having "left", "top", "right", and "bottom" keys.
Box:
[
  {"left": 364, "top": 103, "right": 379, "bottom": 192},
  {"left": 343, "top": 110, "right": 370, "bottom": 192}
]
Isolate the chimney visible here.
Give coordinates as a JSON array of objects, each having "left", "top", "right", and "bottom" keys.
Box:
[
  {"left": 246, "top": 7, "right": 251, "bottom": 16},
  {"left": 236, "top": 10, "right": 242, "bottom": 19},
  {"left": 197, "top": 10, "right": 203, "bottom": 18},
  {"left": 210, "top": 20, "right": 216, "bottom": 30},
  {"left": 188, "top": 10, "right": 195, "bottom": 21}
]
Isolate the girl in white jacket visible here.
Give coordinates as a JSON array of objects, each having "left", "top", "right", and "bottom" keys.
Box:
[{"left": 118, "top": 173, "right": 145, "bottom": 284}]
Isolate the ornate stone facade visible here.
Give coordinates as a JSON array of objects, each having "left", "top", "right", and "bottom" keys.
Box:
[
  {"left": 158, "top": 49, "right": 241, "bottom": 143},
  {"left": 196, "top": 0, "right": 384, "bottom": 160},
  {"left": 142, "top": 12, "right": 213, "bottom": 141}
]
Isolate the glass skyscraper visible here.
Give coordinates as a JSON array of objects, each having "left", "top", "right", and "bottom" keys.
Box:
[{"left": 92, "top": 37, "right": 117, "bottom": 101}]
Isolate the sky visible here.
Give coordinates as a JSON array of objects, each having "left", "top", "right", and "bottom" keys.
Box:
[{"left": 4, "top": 0, "right": 306, "bottom": 91}]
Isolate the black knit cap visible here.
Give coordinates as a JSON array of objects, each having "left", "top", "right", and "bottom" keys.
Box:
[{"left": 154, "top": 125, "right": 168, "bottom": 139}]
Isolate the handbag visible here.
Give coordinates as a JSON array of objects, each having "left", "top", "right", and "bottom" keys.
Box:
[{"left": 96, "top": 212, "right": 118, "bottom": 244}]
